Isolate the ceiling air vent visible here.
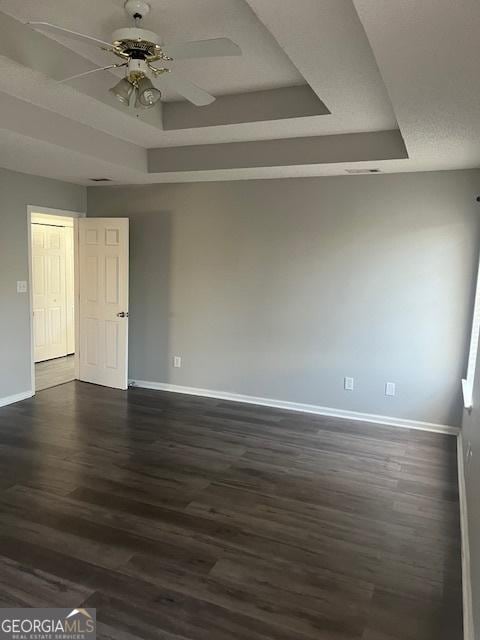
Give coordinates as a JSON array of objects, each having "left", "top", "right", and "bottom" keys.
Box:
[
  {"left": 345, "top": 168, "right": 381, "bottom": 174},
  {"left": 89, "top": 178, "right": 112, "bottom": 182}
]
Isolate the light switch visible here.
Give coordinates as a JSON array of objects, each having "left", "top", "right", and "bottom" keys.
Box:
[
  {"left": 17, "top": 280, "right": 27, "bottom": 293},
  {"left": 385, "top": 382, "right": 396, "bottom": 397}
]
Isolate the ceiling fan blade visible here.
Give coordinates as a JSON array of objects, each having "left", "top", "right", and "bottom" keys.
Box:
[
  {"left": 58, "top": 63, "right": 126, "bottom": 83},
  {"left": 165, "top": 37, "right": 242, "bottom": 60},
  {"left": 156, "top": 72, "right": 215, "bottom": 106},
  {"left": 28, "top": 22, "right": 112, "bottom": 50}
]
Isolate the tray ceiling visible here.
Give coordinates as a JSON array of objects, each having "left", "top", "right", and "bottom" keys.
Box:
[{"left": 0, "top": 0, "right": 477, "bottom": 185}]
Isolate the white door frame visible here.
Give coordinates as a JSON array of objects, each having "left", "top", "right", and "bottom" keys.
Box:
[{"left": 27, "top": 205, "right": 86, "bottom": 395}]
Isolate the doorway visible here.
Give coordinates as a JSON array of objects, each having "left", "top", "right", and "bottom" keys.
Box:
[
  {"left": 28, "top": 207, "right": 83, "bottom": 392},
  {"left": 28, "top": 209, "right": 130, "bottom": 394}
]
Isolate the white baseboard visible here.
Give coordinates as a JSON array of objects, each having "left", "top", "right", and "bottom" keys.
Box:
[
  {"left": 457, "top": 432, "right": 474, "bottom": 640},
  {"left": 0, "top": 390, "right": 33, "bottom": 409},
  {"left": 129, "top": 380, "right": 459, "bottom": 435}
]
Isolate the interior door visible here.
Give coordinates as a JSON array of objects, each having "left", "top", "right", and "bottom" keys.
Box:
[
  {"left": 78, "top": 218, "right": 129, "bottom": 390},
  {"left": 32, "top": 224, "right": 67, "bottom": 362},
  {"left": 65, "top": 226, "right": 75, "bottom": 354}
]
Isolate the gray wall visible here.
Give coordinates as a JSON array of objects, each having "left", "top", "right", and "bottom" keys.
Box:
[
  {"left": 0, "top": 168, "right": 85, "bottom": 399},
  {"left": 87, "top": 170, "right": 480, "bottom": 426},
  {"left": 463, "top": 363, "right": 480, "bottom": 635}
]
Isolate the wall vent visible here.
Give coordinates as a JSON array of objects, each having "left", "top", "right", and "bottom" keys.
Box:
[
  {"left": 345, "top": 168, "right": 381, "bottom": 174},
  {"left": 89, "top": 178, "right": 112, "bottom": 182}
]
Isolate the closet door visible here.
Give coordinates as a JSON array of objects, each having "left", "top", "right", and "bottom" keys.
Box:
[{"left": 32, "top": 224, "right": 67, "bottom": 362}]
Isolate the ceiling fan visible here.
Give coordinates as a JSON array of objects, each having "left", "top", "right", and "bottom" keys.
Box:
[{"left": 28, "top": 0, "right": 242, "bottom": 109}]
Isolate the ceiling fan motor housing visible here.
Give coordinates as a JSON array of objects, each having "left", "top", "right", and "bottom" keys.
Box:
[{"left": 111, "top": 27, "right": 162, "bottom": 61}]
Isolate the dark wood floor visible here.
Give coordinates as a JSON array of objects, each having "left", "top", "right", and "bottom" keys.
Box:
[{"left": 0, "top": 382, "right": 462, "bottom": 639}]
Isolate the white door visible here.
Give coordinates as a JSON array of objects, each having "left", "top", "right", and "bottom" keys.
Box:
[
  {"left": 78, "top": 218, "right": 129, "bottom": 390},
  {"left": 32, "top": 224, "right": 68, "bottom": 362},
  {"left": 65, "top": 226, "right": 75, "bottom": 354}
]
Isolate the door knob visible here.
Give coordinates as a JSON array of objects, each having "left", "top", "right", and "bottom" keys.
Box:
[{"left": 117, "top": 311, "right": 129, "bottom": 318}]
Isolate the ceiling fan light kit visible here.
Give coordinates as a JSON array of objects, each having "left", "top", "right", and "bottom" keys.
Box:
[
  {"left": 136, "top": 76, "right": 162, "bottom": 107},
  {"left": 28, "top": 0, "right": 242, "bottom": 110},
  {"left": 109, "top": 77, "right": 135, "bottom": 105}
]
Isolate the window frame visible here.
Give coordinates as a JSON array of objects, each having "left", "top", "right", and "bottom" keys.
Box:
[{"left": 463, "top": 260, "right": 480, "bottom": 409}]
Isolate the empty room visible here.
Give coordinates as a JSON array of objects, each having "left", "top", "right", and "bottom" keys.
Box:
[{"left": 0, "top": 1, "right": 479, "bottom": 639}]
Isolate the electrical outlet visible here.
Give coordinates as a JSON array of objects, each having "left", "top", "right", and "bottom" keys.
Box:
[
  {"left": 385, "top": 382, "right": 396, "bottom": 397},
  {"left": 173, "top": 356, "right": 182, "bottom": 368},
  {"left": 17, "top": 280, "right": 27, "bottom": 293},
  {"left": 344, "top": 377, "right": 354, "bottom": 391}
]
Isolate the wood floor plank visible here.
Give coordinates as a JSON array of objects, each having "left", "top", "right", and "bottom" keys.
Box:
[
  {"left": 0, "top": 382, "right": 462, "bottom": 639},
  {"left": 35, "top": 355, "right": 75, "bottom": 392}
]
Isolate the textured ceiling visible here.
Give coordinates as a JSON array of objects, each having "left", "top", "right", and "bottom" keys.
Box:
[
  {"left": 353, "top": 0, "right": 480, "bottom": 170},
  {"left": 0, "top": 0, "right": 477, "bottom": 185}
]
